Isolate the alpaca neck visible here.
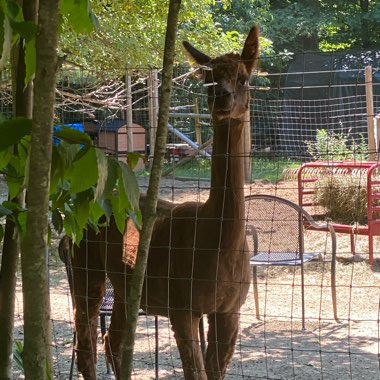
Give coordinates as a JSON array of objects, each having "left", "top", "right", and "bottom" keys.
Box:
[{"left": 207, "top": 117, "right": 245, "bottom": 222}]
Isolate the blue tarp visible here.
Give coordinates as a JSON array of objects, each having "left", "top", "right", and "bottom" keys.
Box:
[{"left": 53, "top": 123, "right": 84, "bottom": 145}]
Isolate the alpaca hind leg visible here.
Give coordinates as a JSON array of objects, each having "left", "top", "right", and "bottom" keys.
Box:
[
  {"left": 205, "top": 312, "right": 239, "bottom": 379},
  {"left": 72, "top": 243, "right": 106, "bottom": 379},
  {"left": 103, "top": 294, "right": 127, "bottom": 378},
  {"left": 170, "top": 312, "right": 206, "bottom": 379}
]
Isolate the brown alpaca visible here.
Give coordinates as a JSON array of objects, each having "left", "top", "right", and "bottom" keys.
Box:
[{"left": 65, "top": 26, "right": 259, "bottom": 379}]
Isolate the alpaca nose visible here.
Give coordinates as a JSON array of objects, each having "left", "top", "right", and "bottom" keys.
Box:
[{"left": 213, "top": 84, "right": 230, "bottom": 98}]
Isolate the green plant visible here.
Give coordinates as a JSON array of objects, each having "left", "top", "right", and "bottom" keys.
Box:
[
  {"left": 13, "top": 340, "right": 52, "bottom": 379},
  {"left": 13, "top": 340, "right": 24, "bottom": 373},
  {"left": 305, "top": 127, "right": 368, "bottom": 161}
]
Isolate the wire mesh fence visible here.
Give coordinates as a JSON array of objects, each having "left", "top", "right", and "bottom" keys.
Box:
[{"left": 2, "top": 50, "right": 380, "bottom": 379}]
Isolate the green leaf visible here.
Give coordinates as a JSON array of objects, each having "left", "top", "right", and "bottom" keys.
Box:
[
  {"left": 110, "top": 194, "right": 126, "bottom": 234},
  {"left": 94, "top": 156, "right": 118, "bottom": 201},
  {"left": 88, "top": 199, "right": 105, "bottom": 229},
  {"left": 13, "top": 340, "right": 24, "bottom": 373},
  {"left": 73, "top": 191, "right": 91, "bottom": 231},
  {"left": 2, "top": 200, "right": 25, "bottom": 212},
  {"left": 6, "top": 1, "right": 22, "bottom": 21},
  {"left": 98, "top": 197, "right": 112, "bottom": 220},
  {"left": 0, "top": 117, "right": 32, "bottom": 151},
  {"left": 0, "top": 145, "right": 13, "bottom": 169},
  {"left": 127, "top": 152, "right": 143, "bottom": 170},
  {"left": 6, "top": 160, "right": 24, "bottom": 199},
  {"left": 60, "top": 0, "right": 96, "bottom": 34},
  {"left": 54, "top": 126, "right": 92, "bottom": 146},
  {"left": 10, "top": 20, "right": 37, "bottom": 41},
  {"left": 93, "top": 148, "right": 108, "bottom": 200},
  {"left": 51, "top": 209, "right": 63, "bottom": 234},
  {"left": 117, "top": 161, "right": 142, "bottom": 229},
  {"left": 50, "top": 141, "right": 82, "bottom": 194},
  {"left": 50, "top": 188, "right": 70, "bottom": 211},
  {"left": 63, "top": 212, "right": 83, "bottom": 245},
  {"left": 66, "top": 147, "right": 98, "bottom": 194},
  {"left": 0, "top": 203, "right": 12, "bottom": 217}
]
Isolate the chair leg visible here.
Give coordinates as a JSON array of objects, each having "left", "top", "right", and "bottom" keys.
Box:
[
  {"left": 369, "top": 233, "right": 374, "bottom": 266},
  {"left": 100, "top": 313, "right": 111, "bottom": 374},
  {"left": 350, "top": 232, "right": 355, "bottom": 255},
  {"left": 154, "top": 316, "right": 159, "bottom": 379},
  {"left": 300, "top": 263, "right": 305, "bottom": 330},
  {"left": 331, "top": 253, "right": 338, "bottom": 321},
  {"left": 100, "top": 313, "right": 107, "bottom": 338},
  {"left": 252, "top": 266, "right": 260, "bottom": 319},
  {"left": 199, "top": 317, "right": 206, "bottom": 359}
]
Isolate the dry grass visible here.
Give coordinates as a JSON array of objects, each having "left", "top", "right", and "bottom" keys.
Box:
[{"left": 314, "top": 176, "right": 373, "bottom": 224}]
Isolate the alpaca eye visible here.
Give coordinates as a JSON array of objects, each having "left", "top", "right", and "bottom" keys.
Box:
[{"left": 238, "top": 77, "right": 248, "bottom": 87}]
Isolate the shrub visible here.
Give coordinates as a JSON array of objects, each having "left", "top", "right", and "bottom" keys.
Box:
[{"left": 305, "top": 128, "right": 368, "bottom": 161}]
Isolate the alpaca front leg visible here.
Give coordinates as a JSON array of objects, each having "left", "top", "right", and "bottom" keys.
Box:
[
  {"left": 103, "top": 294, "right": 127, "bottom": 378},
  {"left": 72, "top": 243, "right": 106, "bottom": 380},
  {"left": 205, "top": 312, "right": 239, "bottom": 379},
  {"left": 171, "top": 313, "right": 207, "bottom": 379},
  {"left": 73, "top": 276, "right": 105, "bottom": 380}
]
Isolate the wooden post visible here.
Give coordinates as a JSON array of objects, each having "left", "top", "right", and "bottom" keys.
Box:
[
  {"left": 147, "top": 70, "right": 154, "bottom": 160},
  {"left": 243, "top": 106, "right": 252, "bottom": 183},
  {"left": 365, "top": 66, "right": 375, "bottom": 160},
  {"left": 194, "top": 99, "right": 201, "bottom": 145},
  {"left": 148, "top": 69, "right": 159, "bottom": 163},
  {"left": 125, "top": 73, "right": 134, "bottom": 152}
]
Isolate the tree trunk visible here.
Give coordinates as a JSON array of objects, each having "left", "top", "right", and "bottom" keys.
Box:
[
  {"left": 20, "top": 1, "right": 59, "bottom": 379},
  {"left": 0, "top": 1, "right": 36, "bottom": 378},
  {"left": 119, "top": 0, "right": 182, "bottom": 378},
  {"left": 0, "top": 215, "right": 22, "bottom": 380}
]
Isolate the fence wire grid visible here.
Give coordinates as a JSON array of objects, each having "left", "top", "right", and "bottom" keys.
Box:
[{"left": 2, "top": 52, "right": 380, "bottom": 379}]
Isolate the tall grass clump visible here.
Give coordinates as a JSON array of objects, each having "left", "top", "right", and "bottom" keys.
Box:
[
  {"left": 306, "top": 128, "right": 371, "bottom": 224},
  {"left": 314, "top": 176, "right": 369, "bottom": 224}
]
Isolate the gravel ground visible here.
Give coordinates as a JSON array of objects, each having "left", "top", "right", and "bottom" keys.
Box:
[{"left": 6, "top": 176, "right": 380, "bottom": 379}]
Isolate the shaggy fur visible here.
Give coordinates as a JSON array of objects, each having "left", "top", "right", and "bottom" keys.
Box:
[{"left": 61, "top": 26, "right": 260, "bottom": 379}]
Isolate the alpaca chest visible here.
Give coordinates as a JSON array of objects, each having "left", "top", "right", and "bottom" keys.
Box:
[{"left": 144, "top": 213, "right": 250, "bottom": 315}]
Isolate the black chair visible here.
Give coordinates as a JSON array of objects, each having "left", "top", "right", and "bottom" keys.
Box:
[
  {"left": 58, "top": 239, "right": 159, "bottom": 379},
  {"left": 245, "top": 194, "right": 338, "bottom": 329}
]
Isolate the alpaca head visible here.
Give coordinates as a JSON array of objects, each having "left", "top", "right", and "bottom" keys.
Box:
[{"left": 183, "top": 26, "right": 260, "bottom": 123}]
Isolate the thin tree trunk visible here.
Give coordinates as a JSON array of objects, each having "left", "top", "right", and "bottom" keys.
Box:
[
  {"left": 119, "top": 0, "right": 182, "bottom": 378},
  {"left": 20, "top": 1, "right": 59, "bottom": 379},
  {"left": 0, "top": 1, "right": 37, "bottom": 378},
  {"left": 0, "top": 214, "right": 22, "bottom": 380}
]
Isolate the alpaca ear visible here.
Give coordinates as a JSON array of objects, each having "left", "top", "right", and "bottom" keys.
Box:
[
  {"left": 182, "top": 41, "right": 211, "bottom": 66},
  {"left": 241, "top": 25, "right": 260, "bottom": 74}
]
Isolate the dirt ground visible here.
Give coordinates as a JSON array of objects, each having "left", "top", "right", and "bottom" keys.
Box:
[{"left": 9, "top": 177, "right": 380, "bottom": 379}]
